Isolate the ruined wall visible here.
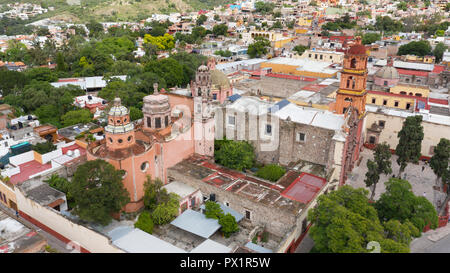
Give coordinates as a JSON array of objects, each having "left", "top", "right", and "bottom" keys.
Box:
[{"left": 167, "top": 168, "right": 299, "bottom": 238}]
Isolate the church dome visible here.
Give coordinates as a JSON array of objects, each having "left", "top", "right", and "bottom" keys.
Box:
[
  {"left": 375, "top": 66, "right": 399, "bottom": 80},
  {"left": 348, "top": 44, "right": 367, "bottom": 55},
  {"left": 108, "top": 98, "right": 129, "bottom": 116},
  {"left": 198, "top": 64, "right": 209, "bottom": 72},
  {"left": 210, "top": 69, "right": 231, "bottom": 89}
]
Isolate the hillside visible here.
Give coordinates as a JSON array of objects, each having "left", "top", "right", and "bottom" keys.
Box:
[{"left": 0, "top": 0, "right": 232, "bottom": 23}]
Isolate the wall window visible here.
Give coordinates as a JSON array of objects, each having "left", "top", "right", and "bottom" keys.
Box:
[
  {"left": 378, "top": 120, "right": 385, "bottom": 128},
  {"left": 383, "top": 99, "right": 387, "bottom": 106},
  {"left": 406, "top": 103, "right": 411, "bottom": 110},
  {"left": 155, "top": 117, "right": 161, "bottom": 128},
  {"left": 245, "top": 209, "right": 251, "bottom": 220},
  {"left": 369, "top": 136, "right": 376, "bottom": 144},
  {"left": 371, "top": 98, "right": 376, "bottom": 104},
  {"left": 228, "top": 115, "right": 235, "bottom": 126},
  {"left": 212, "top": 93, "right": 217, "bottom": 100},
  {"left": 147, "top": 117, "right": 151, "bottom": 127},
  {"left": 140, "top": 162, "right": 149, "bottom": 172},
  {"left": 165, "top": 116, "right": 169, "bottom": 127},
  {"left": 297, "top": 132, "right": 306, "bottom": 142},
  {"left": 265, "top": 124, "right": 272, "bottom": 135},
  {"left": 394, "top": 101, "right": 399, "bottom": 107}
]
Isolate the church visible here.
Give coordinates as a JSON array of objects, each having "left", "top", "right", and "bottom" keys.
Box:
[{"left": 86, "top": 59, "right": 230, "bottom": 212}]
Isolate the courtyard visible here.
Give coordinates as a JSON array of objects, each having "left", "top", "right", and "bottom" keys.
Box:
[{"left": 346, "top": 148, "right": 446, "bottom": 209}]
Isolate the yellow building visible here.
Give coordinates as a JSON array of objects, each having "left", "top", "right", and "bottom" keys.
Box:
[
  {"left": 273, "top": 37, "right": 295, "bottom": 49},
  {"left": 297, "top": 17, "right": 312, "bottom": 27},
  {"left": 0, "top": 178, "right": 18, "bottom": 210},
  {"left": 389, "top": 84, "right": 430, "bottom": 97},
  {"left": 299, "top": 49, "right": 344, "bottom": 64},
  {"left": 366, "top": 91, "right": 417, "bottom": 111},
  {"left": 402, "top": 55, "right": 435, "bottom": 64}
]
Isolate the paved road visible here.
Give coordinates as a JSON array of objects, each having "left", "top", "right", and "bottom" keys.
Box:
[{"left": 411, "top": 233, "right": 450, "bottom": 253}]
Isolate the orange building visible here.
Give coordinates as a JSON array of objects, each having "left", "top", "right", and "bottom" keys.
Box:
[
  {"left": 87, "top": 66, "right": 217, "bottom": 212},
  {"left": 334, "top": 37, "right": 368, "bottom": 185}
]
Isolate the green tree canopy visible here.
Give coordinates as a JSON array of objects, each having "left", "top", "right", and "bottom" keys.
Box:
[
  {"left": 134, "top": 211, "right": 154, "bottom": 234},
  {"left": 375, "top": 178, "right": 438, "bottom": 231},
  {"left": 214, "top": 139, "right": 255, "bottom": 171},
  {"left": 398, "top": 41, "right": 432, "bottom": 57},
  {"left": 61, "top": 109, "right": 93, "bottom": 127},
  {"left": 204, "top": 201, "right": 224, "bottom": 219},
  {"left": 68, "top": 159, "right": 130, "bottom": 225},
  {"left": 219, "top": 213, "right": 239, "bottom": 238},
  {"left": 308, "top": 186, "right": 412, "bottom": 253},
  {"left": 247, "top": 36, "right": 270, "bottom": 58},
  {"left": 395, "top": 115, "right": 424, "bottom": 175},
  {"left": 256, "top": 164, "right": 286, "bottom": 182},
  {"left": 212, "top": 24, "right": 228, "bottom": 36}
]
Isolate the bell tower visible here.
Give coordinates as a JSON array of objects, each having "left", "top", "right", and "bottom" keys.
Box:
[
  {"left": 192, "top": 64, "right": 214, "bottom": 157},
  {"left": 335, "top": 37, "right": 368, "bottom": 116}
]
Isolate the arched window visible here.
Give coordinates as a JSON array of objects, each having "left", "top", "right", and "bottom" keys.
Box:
[{"left": 350, "top": 58, "right": 357, "bottom": 69}]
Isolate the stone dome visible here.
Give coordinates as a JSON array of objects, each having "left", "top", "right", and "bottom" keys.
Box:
[
  {"left": 198, "top": 64, "right": 209, "bottom": 72},
  {"left": 375, "top": 66, "right": 399, "bottom": 80},
  {"left": 210, "top": 69, "right": 231, "bottom": 89},
  {"left": 142, "top": 94, "right": 170, "bottom": 115}
]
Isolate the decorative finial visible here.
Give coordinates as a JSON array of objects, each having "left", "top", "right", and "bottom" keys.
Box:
[
  {"left": 114, "top": 97, "right": 121, "bottom": 106},
  {"left": 153, "top": 82, "right": 159, "bottom": 95}
]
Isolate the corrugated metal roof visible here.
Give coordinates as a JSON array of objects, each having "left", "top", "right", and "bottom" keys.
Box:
[
  {"left": 113, "top": 228, "right": 186, "bottom": 253},
  {"left": 190, "top": 239, "right": 232, "bottom": 253},
  {"left": 244, "top": 242, "right": 273, "bottom": 253},
  {"left": 170, "top": 209, "right": 221, "bottom": 238}
]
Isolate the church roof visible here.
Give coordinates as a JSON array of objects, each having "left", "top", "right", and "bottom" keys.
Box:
[
  {"left": 375, "top": 66, "right": 399, "bottom": 79},
  {"left": 210, "top": 69, "right": 231, "bottom": 89}
]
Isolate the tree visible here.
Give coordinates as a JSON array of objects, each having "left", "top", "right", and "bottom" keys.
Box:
[
  {"left": 433, "top": 42, "right": 448, "bottom": 63},
  {"left": 129, "top": 106, "right": 143, "bottom": 121},
  {"left": 255, "top": 1, "right": 275, "bottom": 14},
  {"left": 397, "top": 41, "right": 432, "bottom": 57},
  {"left": 0, "top": 70, "right": 26, "bottom": 97},
  {"left": 134, "top": 211, "right": 154, "bottom": 234},
  {"left": 397, "top": 2, "right": 407, "bottom": 11},
  {"left": 143, "top": 33, "right": 175, "bottom": 51},
  {"left": 196, "top": 14, "right": 207, "bottom": 26},
  {"left": 204, "top": 201, "right": 224, "bottom": 219},
  {"left": 219, "top": 213, "right": 239, "bottom": 237},
  {"left": 430, "top": 138, "right": 450, "bottom": 215},
  {"left": 143, "top": 176, "right": 170, "bottom": 212},
  {"left": 144, "top": 58, "right": 184, "bottom": 87},
  {"left": 61, "top": 109, "right": 93, "bottom": 127},
  {"left": 375, "top": 178, "right": 438, "bottom": 231},
  {"left": 151, "top": 193, "right": 179, "bottom": 225},
  {"left": 308, "top": 186, "right": 411, "bottom": 253},
  {"left": 214, "top": 139, "right": 255, "bottom": 171},
  {"left": 395, "top": 116, "right": 424, "bottom": 176},
  {"left": 256, "top": 164, "right": 286, "bottom": 182},
  {"left": 365, "top": 143, "right": 393, "bottom": 200},
  {"left": 247, "top": 36, "right": 270, "bottom": 58},
  {"left": 86, "top": 20, "right": 103, "bottom": 38},
  {"left": 44, "top": 174, "right": 74, "bottom": 207},
  {"left": 68, "top": 160, "right": 130, "bottom": 225},
  {"left": 293, "top": 45, "right": 308, "bottom": 56},
  {"left": 212, "top": 24, "right": 228, "bottom": 36},
  {"left": 362, "top": 33, "right": 381, "bottom": 45}
]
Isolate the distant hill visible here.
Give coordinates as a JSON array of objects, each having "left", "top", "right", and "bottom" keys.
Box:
[{"left": 0, "top": 0, "right": 232, "bottom": 23}]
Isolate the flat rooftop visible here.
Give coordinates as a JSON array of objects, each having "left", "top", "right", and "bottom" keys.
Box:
[{"left": 169, "top": 156, "right": 328, "bottom": 214}]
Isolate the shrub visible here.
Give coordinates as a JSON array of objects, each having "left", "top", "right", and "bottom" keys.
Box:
[
  {"left": 32, "top": 141, "right": 57, "bottom": 154},
  {"left": 204, "top": 200, "right": 223, "bottom": 219},
  {"left": 219, "top": 213, "right": 239, "bottom": 238},
  {"left": 256, "top": 164, "right": 286, "bottom": 182},
  {"left": 214, "top": 139, "right": 255, "bottom": 171},
  {"left": 151, "top": 193, "right": 179, "bottom": 225},
  {"left": 134, "top": 211, "right": 154, "bottom": 234}
]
